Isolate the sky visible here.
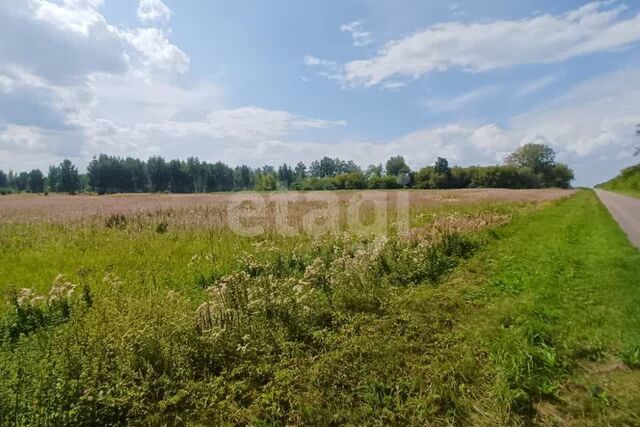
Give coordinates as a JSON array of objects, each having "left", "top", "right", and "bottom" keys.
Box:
[{"left": 1, "top": 0, "right": 640, "bottom": 186}]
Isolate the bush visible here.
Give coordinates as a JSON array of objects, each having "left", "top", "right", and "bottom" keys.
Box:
[
  {"left": 104, "top": 214, "right": 127, "bottom": 229},
  {"left": 1, "top": 276, "right": 88, "bottom": 344}
]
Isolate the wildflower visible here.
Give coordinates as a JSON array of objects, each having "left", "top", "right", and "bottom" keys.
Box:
[
  {"left": 16, "top": 288, "right": 35, "bottom": 306},
  {"left": 47, "top": 274, "right": 78, "bottom": 302},
  {"left": 195, "top": 302, "right": 215, "bottom": 331},
  {"left": 103, "top": 272, "right": 123, "bottom": 288}
]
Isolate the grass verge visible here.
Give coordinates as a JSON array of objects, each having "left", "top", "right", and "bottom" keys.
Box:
[
  {"left": 612, "top": 189, "right": 640, "bottom": 199},
  {"left": 455, "top": 189, "right": 640, "bottom": 424}
]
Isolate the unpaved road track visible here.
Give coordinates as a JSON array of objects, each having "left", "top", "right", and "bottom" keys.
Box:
[{"left": 595, "top": 189, "right": 640, "bottom": 249}]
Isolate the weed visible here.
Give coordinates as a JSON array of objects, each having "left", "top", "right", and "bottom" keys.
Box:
[{"left": 622, "top": 345, "right": 640, "bottom": 369}]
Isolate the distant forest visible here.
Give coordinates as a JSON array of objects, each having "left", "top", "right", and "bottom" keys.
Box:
[{"left": 0, "top": 143, "right": 574, "bottom": 195}]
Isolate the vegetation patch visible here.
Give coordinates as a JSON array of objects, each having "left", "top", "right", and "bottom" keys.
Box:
[
  {"left": 597, "top": 163, "right": 640, "bottom": 198},
  {"left": 0, "top": 190, "right": 638, "bottom": 425}
]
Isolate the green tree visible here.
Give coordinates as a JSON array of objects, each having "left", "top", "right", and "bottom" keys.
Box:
[
  {"left": 0, "top": 170, "right": 6, "bottom": 188},
  {"left": 365, "top": 164, "right": 383, "bottom": 178},
  {"left": 47, "top": 165, "right": 59, "bottom": 192},
  {"left": 309, "top": 157, "right": 337, "bottom": 177},
  {"left": 206, "top": 162, "right": 234, "bottom": 192},
  {"left": 7, "top": 171, "right": 16, "bottom": 189},
  {"left": 88, "top": 154, "right": 118, "bottom": 194},
  {"left": 294, "top": 162, "right": 307, "bottom": 182},
  {"left": 28, "top": 169, "right": 45, "bottom": 193},
  {"left": 256, "top": 173, "right": 277, "bottom": 191},
  {"left": 434, "top": 157, "right": 450, "bottom": 175},
  {"left": 186, "top": 157, "right": 207, "bottom": 193},
  {"left": 49, "top": 159, "right": 80, "bottom": 194},
  {"left": 15, "top": 172, "right": 29, "bottom": 191},
  {"left": 234, "top": 165, "right": 253, "bottom": 190},
  {"left": 385, "top": 156, "right": 410, "bottom": 176},
  {"left": 168, "top": 159, "right": 191, "bottom": 193},
  {"left": 414, "top": 166, "right": 435, "bottom": 189},
  {"left": 505, "top": 143, "right": 555, "bottom": 174},
  {"left": 333, "top": 171, "right": 367, "bottom": 189},
  {"left": 125, "top": 157, "right": 149, "bottom": 192},
  {"left": 548, "top": 164, "right": 575, "bottom": 189},
  {"left": 278, "top": 164, "right": 295, "bottom": 188},
  {"left": 147, "top": 156, "right": 171, "bottom": 192},
  {"left": 60, "top": 159, "right": 81, "bottom": 194}
]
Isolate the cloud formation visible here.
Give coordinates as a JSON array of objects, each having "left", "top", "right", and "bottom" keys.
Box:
[
  {"left": 335, "top": 2, "right": 640, "bottom": 87},
  {"left": 137, "top": 0, "right": 172, "bottom": 24},
  {"left": 514, "top": 75, "right": 558, "bottom": 99},
  {"left": 340, "top": 21, "right": 374, "bottom": 47},
  {"left": 424, "top": 86, "right": 497, "bottom": 113},
  {"left": 0, "top": 0, "right": 344, "bottom": 171}
]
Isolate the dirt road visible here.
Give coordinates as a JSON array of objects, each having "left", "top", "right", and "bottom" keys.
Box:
[{"left": 595, "top": 189, "right": 640, "bottom": 249}]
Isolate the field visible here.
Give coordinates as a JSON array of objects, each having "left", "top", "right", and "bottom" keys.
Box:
[{"left": 1, "top": 189, "right": 639, "bottom": 425}]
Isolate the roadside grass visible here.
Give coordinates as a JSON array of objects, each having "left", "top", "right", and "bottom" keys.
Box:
[
  {"left": 458, "top": 189, "right": 640, "bottom": 424},
  {"left": 0, "top": 190, "right": 638, "bottom": 425},
  {"left": 611, "top": 189, "right": 640, "bottom": 199}
]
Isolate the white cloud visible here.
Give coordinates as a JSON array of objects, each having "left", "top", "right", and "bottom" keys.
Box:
[
  {"left": 303, "top": 55, "right": 342, "bottom": 81},
  {"left": 0, "top": 125, "right": 45, "bottom": 151},
  {"left": 304, "top": 55, "right": 334, "bottom": 67},
  {"left": 0, "top": 124, "right": 85, "bottom": 161},
  {"left": 137, "top": 0, "right": 172, "bottom": 24},
  {"left": 339, "top": 2, "right": 640, "bottom": 87},
  {"left": 0, "top": 0, "right": 188, "bottom": 84},
  {"left": 340, "top": 21, "right": 374, "bottom": 47},
  {"left": 0, "top": 0, "right": 345, "bottom": 172},
  {"left": 514, "top": 75, "right": 558, "bottom": 98},
  {"left": 0, "top": 0, "right": 128, "bottom": 85},
  {"left": 425, "top": 86, "right": 497, "bottom": 113},
  {"left": 136, "top": 107, "right": 346, "bottom": 141},
  {"left": 510, "top": 68, "right": 640, "bottom": 160},
  {"left": 88, "top": 74, "right": 224, "bottom": 125},
  {"left": 382, "top": 81, "right": 406, "bottom": 90},
  {"left": 123, "top": 27, "right": 189, "bottom": 73}
]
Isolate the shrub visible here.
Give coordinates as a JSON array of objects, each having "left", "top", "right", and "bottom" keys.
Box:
[
  {"left": 104, "top": 214, "right": 127, "bottom": 229},
  {"left": 0, "top": 275, "right": 86, "bottom": 344}
]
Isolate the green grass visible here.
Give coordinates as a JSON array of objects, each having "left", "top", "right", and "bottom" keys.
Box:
[
  {"left": 611, "top": 188, "right": 640, "bottom": 199},
  {"left": 0, "top": 190, "right": 638, "bottom": 425},
  {"left": 457, "top": 189, "right": 640, "bottom": 424}
]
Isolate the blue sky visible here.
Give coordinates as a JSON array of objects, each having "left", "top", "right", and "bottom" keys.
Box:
[{"left": 1, "top": 0, "right": 640, "bottom": 186}]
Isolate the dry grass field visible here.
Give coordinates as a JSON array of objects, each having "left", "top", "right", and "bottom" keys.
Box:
[{"left": 0, "top": 188, "right": 573, "bottom": 225}]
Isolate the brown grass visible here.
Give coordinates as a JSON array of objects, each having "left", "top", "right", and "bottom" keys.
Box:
[{"left": 0, "top": 189, "right": 576, "bottom": 228}]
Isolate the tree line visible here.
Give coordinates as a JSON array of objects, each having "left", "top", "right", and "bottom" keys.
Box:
[{"left": 0, "top": 143, "right": 574, "bottom": 195}]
